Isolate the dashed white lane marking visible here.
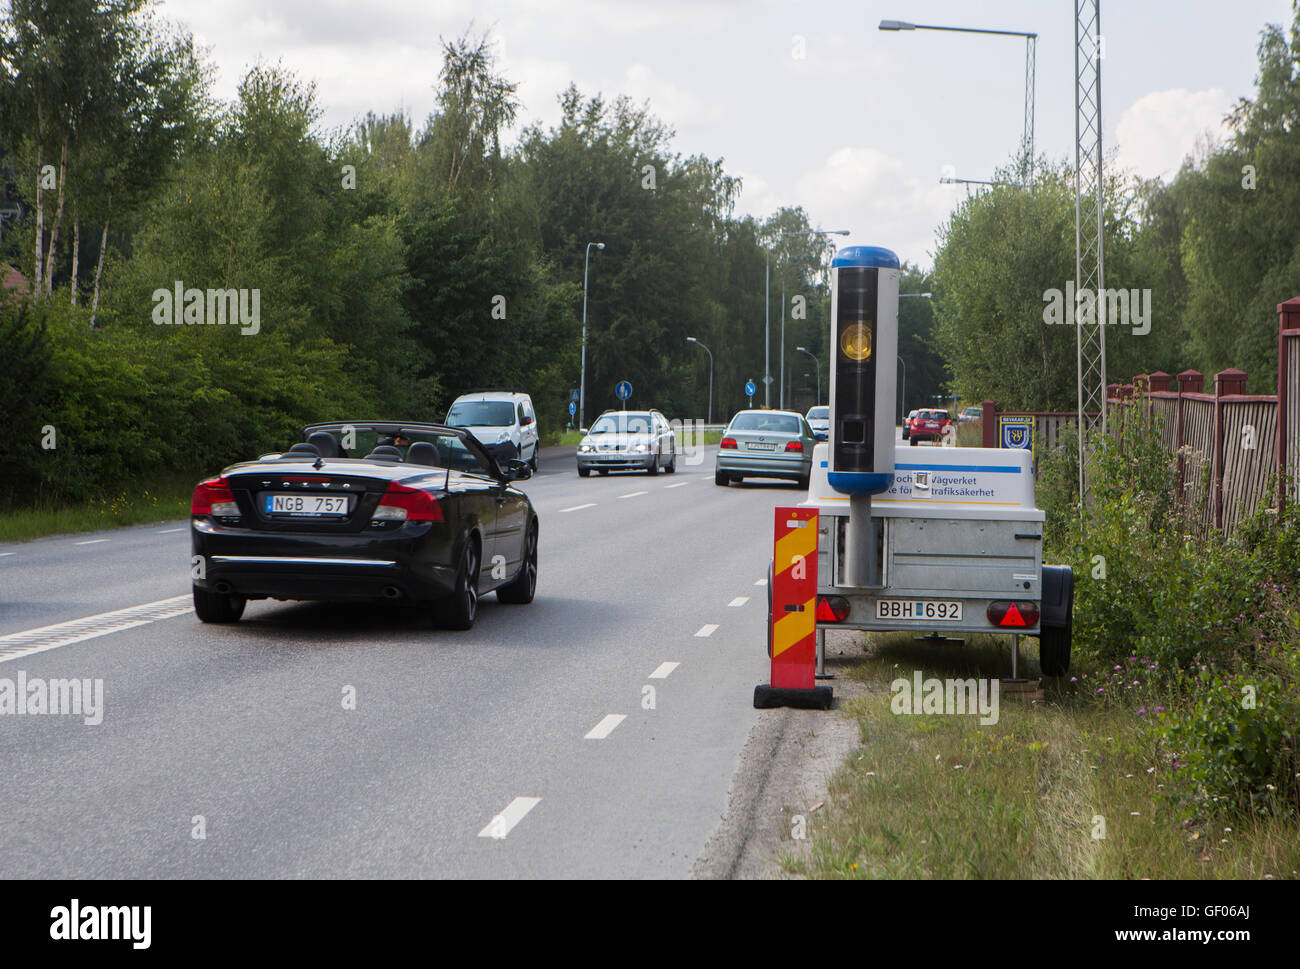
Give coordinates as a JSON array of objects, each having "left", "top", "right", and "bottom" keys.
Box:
[
  {"left": 755, "top": 578, "right": 767, "bottom": 586},
  {"left": 0, "top": 595, "right": 193, "bottom": 664},
  {"left": 74, "top": 539, "right": 109, "bottom": 546},
  {"left": 584, "top": 714, "right": 627, "bottom": 740},
  {"left": 478, "top": 796, "right": 542, "bottom": 839},
  {"left": 648, "top": 661, "right": 680, "bottom": 679},
  {"left": 728, "top": 596, "right": 750, "bottom": 607},
  {"left": 559, "top": 503, "right": 597, "bottom": 513},
  {"left": 156, "top": 527, "right": 185, "bottom": 534},
  {"left": 0, "top": 553, "right": 15, "bottom": 558},
  {"left": 695, "top": 624, "right": 719, "bottom": 637},
  {"left": 617, "top": 491, "right": 647, "bottom": 499},
  {"left": 665, "top": 482, "right": 689, "bottom": 489}
]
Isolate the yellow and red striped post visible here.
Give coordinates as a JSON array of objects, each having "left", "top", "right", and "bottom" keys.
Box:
[{"left": 755, "top": 506, "right": 833, "bottom": 709}]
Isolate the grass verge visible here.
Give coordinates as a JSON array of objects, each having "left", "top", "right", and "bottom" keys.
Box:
[
  {"left": 0, "top": 474, "right": 194, "bottom": 543},
  {"left": 786, "top": 633, "right": 1300, "bottom": 879}
]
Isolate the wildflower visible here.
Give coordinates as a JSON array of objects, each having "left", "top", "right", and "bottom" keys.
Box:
[{"left": 1136, "top": 708, "right": 1147, "bottom": 715}]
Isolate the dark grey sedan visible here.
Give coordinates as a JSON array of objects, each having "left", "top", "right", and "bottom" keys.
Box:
[{"left": 715, "top": 410, "right": 814, "bottom": 487}]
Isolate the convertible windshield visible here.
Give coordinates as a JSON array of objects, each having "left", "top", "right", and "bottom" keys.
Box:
[
  {"left": 446, "top": 401, "right": 515, "bottom": 427},
  {"left": 728, "top": 413, "right": 801, "bottom": 434},
  {"left": 589, "top": 413, "right": 652, "bottom": 435}
]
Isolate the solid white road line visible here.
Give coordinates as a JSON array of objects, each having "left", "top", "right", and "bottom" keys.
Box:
[
  {"left": 665, "top": 482, "right": 689, "bottom": 489},
  {"left": 617, "top": 491, "right": 647, "bottom": 499},
  {"left": 695, "top": 624, "right": 719, "bottom": 638},
  {"left": 728, "top": 596, "right": 750, "bottom": 607},
  {"left": 477, "top": 796, "right": 542, "bottom": 839},
  {"left": 648, "top": 661, "right": 680, "bottom": 679},
  {"left": 0, "top": 595, "right": 193, "bottom": 664},
  {"left": 559, "top": 503, "right": 597, "bottom": 513},
  {"left": 584, "top": 714, "right": 627, "bottom": 740},
  {"left": 74, "top": 539, "right": 109, "bottom": 546}
]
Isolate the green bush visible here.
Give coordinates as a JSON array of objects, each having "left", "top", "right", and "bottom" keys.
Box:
[{"left": 1160, "top": 672, "right": 1300, "bottom": 817}]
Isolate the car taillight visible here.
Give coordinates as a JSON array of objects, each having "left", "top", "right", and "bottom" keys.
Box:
[
  {"left": 191, "top": 477, "right": 238, "bottom": 516},
  {"left": 373, "top": 482, "right": 443, "bottom": 522},
  {"left": 986, "top": 600, "right": 1040, "bottom": 628},
  {"left": 720, "top": 437, "right": 738, "bottom": 449},
  {"left": 785, "top": 441, "right": 803, "bottom": 452},
  {"left": 816, "top": 595, "right": 850, "bottom": 622}
]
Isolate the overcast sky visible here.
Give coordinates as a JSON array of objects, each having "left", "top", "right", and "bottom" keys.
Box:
[{"left": 158, "top": 0, "right": 1296, "bottom": 269}]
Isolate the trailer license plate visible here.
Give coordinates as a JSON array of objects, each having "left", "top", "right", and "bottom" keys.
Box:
[
  {"left": 264, "top": 494, "right": 351, "bottom": 517},
  {"left": 876, "top": 599, "right": 963, "bottom": 621}
]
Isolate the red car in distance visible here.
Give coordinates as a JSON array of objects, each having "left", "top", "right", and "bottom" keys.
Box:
[{"left": 908, "top": 409, "right": 951, "bottom": 445}]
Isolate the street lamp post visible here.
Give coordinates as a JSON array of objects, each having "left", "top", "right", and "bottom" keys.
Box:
[
  {"left": 880, "top": 19, "right": 1037, "bottom": 184},
  {"left": 897, "top": 356, "right": 906, "bottom": 425},
  {"left": 685, "top": 336, "right": 713, "bottom": 424},
  {"left": 772, "top": 228, "right": 849, "bottom": 410},
  {"left": 579, "top": 241, "right": 605, "bottom": 431},
  {"left": 795, "top": 346, "right": 820, "bottom": 406}
]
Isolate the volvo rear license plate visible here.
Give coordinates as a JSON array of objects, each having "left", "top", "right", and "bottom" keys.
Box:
[
  {"left": 747, "top": 442, "right": 777, "bottom": 450},
  {"left": 264, "top": 494, "right": 351, "bottom": 517},
  {"left": 876, "top": 599, "right": 963, "bottom": 621}
]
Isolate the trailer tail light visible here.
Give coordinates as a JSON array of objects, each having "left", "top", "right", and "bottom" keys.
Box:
[
  {"left": 785, "top": 441, "right": 803, "bottom": 452},
  {"left": 191, "top": 477, "right": 238, "bottom": 516},
  {"left": 987, "top": 600, "right": 1040, "bottom": 628},
  {"left": 816, "top": 595, "right": 850, "bottom": 623},
  {"left": 720, "top": 437, "right": 738, "bottom": 449},
  {"left": 373, "top": 482, "right": 444, "bottom": 522}
]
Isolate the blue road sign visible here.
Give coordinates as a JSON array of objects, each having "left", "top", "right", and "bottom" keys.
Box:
[
  {"left": 745, "top": 379, "right": 756, "bottom": 397},
  {"left": 615, "top": 380, "right": 633, "bottom": 401},
  {"left": 570, "top": 389, "right": 580, "bottom": 403},
  {"left": 568, "top": 400, "right": 577, "bottom": 416}
]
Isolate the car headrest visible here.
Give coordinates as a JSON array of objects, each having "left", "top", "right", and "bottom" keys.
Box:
[
  {"left": 364, "top": 445, "right": 402, "bottom": 462},
  {"left": 306, "top": 432, "right": 340, "bottom": 458},
  {"left": 281, "top": 442, "right": 320, "bottom": 459},
  {"left": 406, "top": 441, "right": 440, "bottom": 466}
]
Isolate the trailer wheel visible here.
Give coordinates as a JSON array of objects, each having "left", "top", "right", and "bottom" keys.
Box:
[{"left": 1038, "top": 565, "right": 1074, "bottom": 676}]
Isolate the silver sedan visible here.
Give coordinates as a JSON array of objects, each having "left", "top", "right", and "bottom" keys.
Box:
[
  {"left": 715, "top": 410, "right": 814, "bottom": 487},
  {"left": 576, "top": 410, "right": 678, "bottom": 476}
]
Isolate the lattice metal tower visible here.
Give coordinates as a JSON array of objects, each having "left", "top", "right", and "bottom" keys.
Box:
[
  {"left": 1022, "top": 33, "right": 1037, "bottom": 183},
  {"left": 1074, "top": 0, "right": 1107, "bottom": 499}
]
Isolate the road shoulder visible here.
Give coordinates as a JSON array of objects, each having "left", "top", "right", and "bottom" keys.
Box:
[{"left": 692, "top": 631, "right": 869, "bottom": 880}]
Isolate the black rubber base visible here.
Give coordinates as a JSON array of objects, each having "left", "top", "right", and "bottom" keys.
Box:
[{"left": 753, "top": 684, "right": 834, "bottom": 710}]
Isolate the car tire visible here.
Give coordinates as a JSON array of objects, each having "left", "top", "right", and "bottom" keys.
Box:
[
  {"left": 435, "top": 537, "right": 480, "bottom": 630},
  {"left": 193, "top": 585, "right": 246, "bottom": 623},
  {"left": 497, "top": 520, "right": 538, "bottom": 605},
  {"left": 665, "top": 450, "right": 676, "bottom": 473},
  {"left": 797, "top": 472, "right": 810, "bottom": 490},
  {"left": 715, "top": 468, "right": 728, "bottom": 486},
  {"left": 910, "top": 437, "right": 918, "bottom": 446},
  {"left": 578, "top": 467, "right": 591, "bottom": 478},
  {"left": 647, "top": 452, "right": 659, "bottom": 475},
  {"left": 530, "top": 449, "right": 540, "bottom": 473},
  {"left": 1038, "top": 566, "right": 1074, "bottom": 676}
]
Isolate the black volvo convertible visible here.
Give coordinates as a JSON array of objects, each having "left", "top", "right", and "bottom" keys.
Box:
[{"left": 189, "top": 421, "right": 538, "bottom": 630}]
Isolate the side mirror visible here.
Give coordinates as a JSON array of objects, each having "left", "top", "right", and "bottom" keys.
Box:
[
  {"left": 505, "top": 458, "right": 532, "bottom": 480},
  {"left": 521, "top": 415, "right": 534, "bottom": 426},
  {"left": 578, "top": 427, "right": 589, "bottom": 435}
]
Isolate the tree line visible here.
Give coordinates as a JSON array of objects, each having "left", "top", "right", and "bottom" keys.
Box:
[
  {"left": 0, "top": 1, "right": 892, "bottom": 505},
  {"left": 932, "top": 6, "right": 1300, "bottom": 411}
]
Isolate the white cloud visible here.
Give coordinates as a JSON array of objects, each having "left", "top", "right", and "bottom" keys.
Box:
[{"left": 1115, "top": 88, "right": 1234, "bottom": 180}]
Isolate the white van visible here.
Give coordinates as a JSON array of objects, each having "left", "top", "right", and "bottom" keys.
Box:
[{"left": 445, "top": 389, "right": 540, "bottom": 472}]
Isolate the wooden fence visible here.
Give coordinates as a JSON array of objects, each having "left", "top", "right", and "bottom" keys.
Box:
[{"left": 979, "top": 297, "right": 1300, "bottom": 537}]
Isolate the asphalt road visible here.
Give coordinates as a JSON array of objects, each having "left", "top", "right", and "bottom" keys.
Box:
[{"left": 0, "top": 443, "right": 809, "bottom": 878}]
